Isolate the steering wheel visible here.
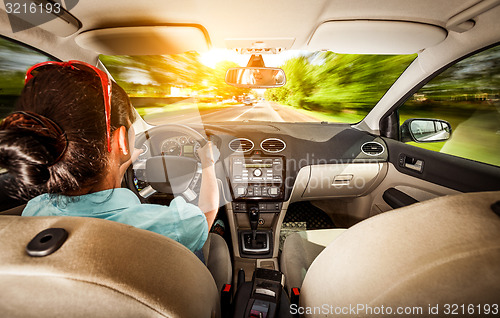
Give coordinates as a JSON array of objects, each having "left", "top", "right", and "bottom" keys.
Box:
[{"left": 127, "top": 124, "right": 209, "bottom": 202}]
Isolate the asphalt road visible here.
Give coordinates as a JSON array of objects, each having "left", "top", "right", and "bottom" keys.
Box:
[{"left": 144, "top": 100, "right": 319, "bottom": 125}]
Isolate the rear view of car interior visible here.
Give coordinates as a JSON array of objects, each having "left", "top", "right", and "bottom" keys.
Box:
[{"left": 1, "top": 1, "right": 500, "bottom": 317}]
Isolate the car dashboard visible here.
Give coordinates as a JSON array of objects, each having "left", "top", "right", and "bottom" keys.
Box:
[{"left": 130, "top": 122, "right": 388, "bottom": 203}]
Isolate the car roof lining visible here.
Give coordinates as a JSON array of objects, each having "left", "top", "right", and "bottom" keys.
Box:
[{"left": 1, "top": 0, "right": 488, "bottom": 55}]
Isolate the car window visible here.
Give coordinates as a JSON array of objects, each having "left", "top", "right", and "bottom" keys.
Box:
[
  {"left": 100, "top": 52, "right": 415, "bottom": 125},
  {"left": 0, "top": 36, "right": 52, "bottom": 119},
  {"left": 399, "top": 44, "right": 500, "bottom": 167}
]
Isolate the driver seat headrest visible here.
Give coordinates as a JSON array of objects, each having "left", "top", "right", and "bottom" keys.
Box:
[
  {"left": 0, "top": 215, "right": 219, "bottom": 318},
  {"left": 301, "top": 191, "right": 500, "bottom": 317}
]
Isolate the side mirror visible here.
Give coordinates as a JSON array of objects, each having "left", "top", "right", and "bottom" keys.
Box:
[
  {"left": 400, "top": 119, "right": 452, "bottom": 143},
  {"left": 225, "top": 67, "right": 286, "bottom": 89}
]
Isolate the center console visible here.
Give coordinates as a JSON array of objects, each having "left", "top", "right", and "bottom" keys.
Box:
[
  {"left": 229, "top": 153, "right": 286, "bottom": 258},
  {"left": 225, "top": 151, "right": 292, "bottom": 317},
  {"left": 230, "top": 155, "right": 285, "bottom": 200},
  {"left": 232, "top": 268, "right": 292, "bottom": 318}
]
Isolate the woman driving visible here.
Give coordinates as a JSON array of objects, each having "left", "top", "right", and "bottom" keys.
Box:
[{"left": 0, "top": 61, "right": 219, "bottom": 253}]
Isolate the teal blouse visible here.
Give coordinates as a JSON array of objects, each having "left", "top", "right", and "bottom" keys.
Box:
[{"left": 22, "top": 188, "right": 208, "bottom": 252}]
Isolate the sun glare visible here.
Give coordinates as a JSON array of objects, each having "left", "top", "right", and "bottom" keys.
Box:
[{"left": 200, "top": 49, "right": 250, "bottom": 68}]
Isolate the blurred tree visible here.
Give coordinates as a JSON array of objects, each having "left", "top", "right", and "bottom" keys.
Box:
[
  {"left": 100, "top": 54, "right": 205, "bottom": 96},
  {"left": 100, "top": 54, "right": 251, "bottom": 98},
  {"left": 266, "top": 52, "right": 416, "bottom": 115}
]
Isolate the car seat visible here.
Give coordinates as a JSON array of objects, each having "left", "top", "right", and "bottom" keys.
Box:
[
  {"left": 294, "top": 191, "right": 500, "bottom": 317},
  {"left": 0, "top": 215, "right": 223, "bottom": 317},
  {"left": 280, "top": 228, "right": 346, "bottom": 293}
]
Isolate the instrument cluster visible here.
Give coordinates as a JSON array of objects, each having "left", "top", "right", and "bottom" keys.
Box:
[{"left": 137, "top": 135, "right": 201, "bottom": 162}]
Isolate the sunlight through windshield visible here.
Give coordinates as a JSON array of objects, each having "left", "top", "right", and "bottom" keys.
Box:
[{"left": 100, "top": 51, "right": 416, "bottom": 125}]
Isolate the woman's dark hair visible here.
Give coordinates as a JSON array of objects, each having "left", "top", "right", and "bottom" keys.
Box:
[{"left": 0, "top": 65, "right": 136, "bottom": 200}]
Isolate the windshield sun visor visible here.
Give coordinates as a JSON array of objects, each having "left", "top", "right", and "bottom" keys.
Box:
[
  {"left": 76, "top": 25, "right": 211, "bottom": 55},
  {"left": 307, "top": 20, "right": 447, "bottom": 55}
]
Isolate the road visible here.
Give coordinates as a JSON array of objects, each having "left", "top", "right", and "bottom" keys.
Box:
[{"left": 143, "top": 100, "right": 320, "bottom": 125}]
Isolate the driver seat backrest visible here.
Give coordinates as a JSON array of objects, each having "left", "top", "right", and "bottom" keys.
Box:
[
  {"left": 0, "top": 215, "right": 220, "bottom": 318},
  {"left": 300, "top": 191, "right": 500, "bottom": 317}
]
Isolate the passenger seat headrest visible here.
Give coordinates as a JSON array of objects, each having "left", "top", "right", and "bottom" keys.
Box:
[{"left": 301, "top": 191, "right": 500, "bottom": 317}]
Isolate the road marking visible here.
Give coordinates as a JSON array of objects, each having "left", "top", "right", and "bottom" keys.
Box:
[{"left": 231, "top": 105, "right": 256, "bottom": 121}]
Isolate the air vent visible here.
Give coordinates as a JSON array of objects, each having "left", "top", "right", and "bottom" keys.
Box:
[
  {"left": 229, "top": 138, "right": 254, "bottom": 152},
  {"left": 261, "top": 138, "right": 286, "bottom": 153},
  {"left": 361, "top": 141, "right": 385, "bottom": 156}
]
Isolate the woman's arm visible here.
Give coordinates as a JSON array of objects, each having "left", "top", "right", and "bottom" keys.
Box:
[{"left": 197, "top": 141, "right": 219, "bottom": 230}]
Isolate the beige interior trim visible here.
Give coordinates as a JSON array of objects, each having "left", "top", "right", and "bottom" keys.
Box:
[
  {"left": 304, "top": 163, "right": 387, "bottom": 199},
  {"left": 308, "top": 20, "right": 447, "bottom": 54},
  {"left": 75, "top": 25, "right": 211, "bottom": 55},
  {"left": 446, "top": 0, "right": 500, "bottom": 32},
  {"left": 369, "top": 162, "right": 460, "bottom": 215},
  {"left": 272, "top": 201, "right": 290, "bottom": 258},
  {"left": 288, "top": 163, "right": 387, "bottom": 203},
  {"left": 225, "top": 38, "right": 295, "bottom": 53}
]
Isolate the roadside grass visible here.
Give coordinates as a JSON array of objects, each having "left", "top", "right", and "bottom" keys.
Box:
[{"left": 290, "top": 107, "right": 366, "bottom": 123}]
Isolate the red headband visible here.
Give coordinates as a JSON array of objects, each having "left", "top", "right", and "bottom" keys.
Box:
[{"left": 25, "top": 60, "right": 112, "bottom": 152}]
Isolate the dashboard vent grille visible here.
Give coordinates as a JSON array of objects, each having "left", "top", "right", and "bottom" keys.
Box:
[
  {"left": 229, "top": 138, "right": 254, "bottom": 152},
  {"left": 361, "top": 142, "right": 385, "bottom": 156},
  {"left": 261, "top": 138, "right": 286, "bottom": 153}
]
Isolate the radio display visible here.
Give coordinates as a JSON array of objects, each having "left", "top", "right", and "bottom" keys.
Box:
[{"left": 244, "top": 164, "right": 272, "bottom": 168}]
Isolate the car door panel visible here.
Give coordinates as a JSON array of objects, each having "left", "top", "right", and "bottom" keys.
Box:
[{"left": 384, "top": 138, "right": 500, "bottom": 193}]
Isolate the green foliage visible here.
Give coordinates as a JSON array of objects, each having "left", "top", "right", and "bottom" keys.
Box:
[
  {"left": 266, "top": 52, "right": 416, "bottom": 115},
  {"left": 0, "top": 37, "right": 52, "bottom": 96},
  {"left": 415, "top": 45, "right": 500, "bottom": 101}
]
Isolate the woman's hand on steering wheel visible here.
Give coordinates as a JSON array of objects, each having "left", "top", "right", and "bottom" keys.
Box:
[{"left": 197, "top": 141, "right": 216, "bottom": 169}]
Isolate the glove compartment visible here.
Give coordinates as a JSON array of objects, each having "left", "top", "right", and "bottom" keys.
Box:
[{"left": 302, "top": 163, "right": 387, "bottom": 199}]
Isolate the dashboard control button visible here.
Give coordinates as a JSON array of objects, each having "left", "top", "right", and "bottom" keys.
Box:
[
  {"left": 236, "top": 186, "right": 247, "bottom": 195},
  {"left": 254, "top": 187, "right": 262, "bottom": 196},
  {"left": 269, "top": 187, "right": 279, "bottom": 196},
  {"left": 253, "top": 168, "right": 262, "bottom": 177}
]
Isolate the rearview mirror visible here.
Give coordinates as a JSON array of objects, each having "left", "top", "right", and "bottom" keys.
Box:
[
  {"left": 225, "top": 67, "right": 286, "bottom": 88},
  {"left": 401, "top": 119, "right": 452, "bottom": 143}
]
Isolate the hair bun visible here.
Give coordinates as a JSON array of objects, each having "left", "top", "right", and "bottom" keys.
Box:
[{"left": 0, "top": 111, "right": 68, "bottom": 165}]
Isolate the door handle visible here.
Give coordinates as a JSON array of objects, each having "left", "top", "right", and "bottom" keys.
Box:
[{"left": 399, "top": 154, "right": 424, "bottom": 173}]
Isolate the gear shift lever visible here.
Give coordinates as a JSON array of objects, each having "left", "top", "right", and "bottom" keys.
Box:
[
  {"left": 249, "top": 206, "right": 259, "bottom": 242},
  {"left": 241, "top": 205, "right": 269, "bottom": 255}
]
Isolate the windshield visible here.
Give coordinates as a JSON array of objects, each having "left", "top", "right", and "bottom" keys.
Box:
[{"left": 100, "top": 51, "right": 416, "bottom": 125}]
